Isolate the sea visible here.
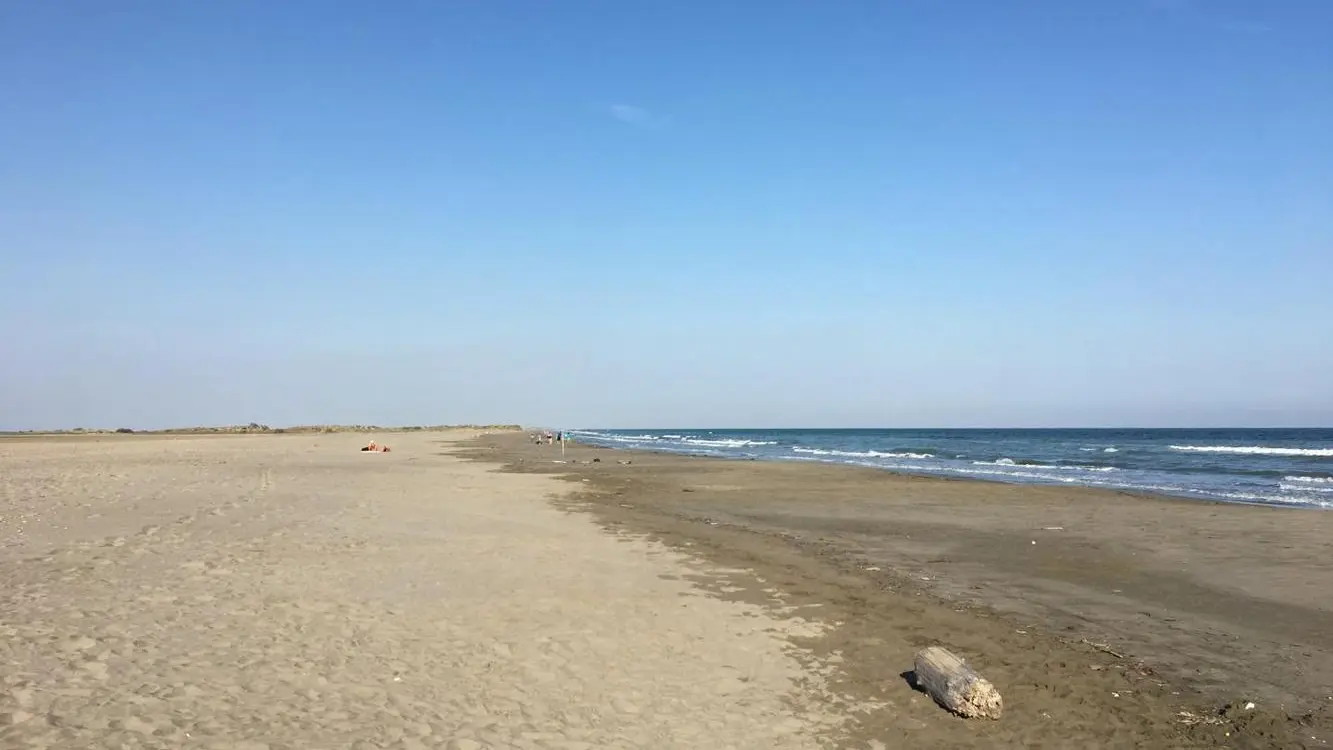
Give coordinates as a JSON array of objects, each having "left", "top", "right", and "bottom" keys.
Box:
[{"left": 565, "top": 428, "right": 1333, "bottom": 509}]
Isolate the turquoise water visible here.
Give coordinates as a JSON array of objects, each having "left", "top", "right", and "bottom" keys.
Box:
[{"left": 567, "top": 428, "right": 1333, "bottom": 509}]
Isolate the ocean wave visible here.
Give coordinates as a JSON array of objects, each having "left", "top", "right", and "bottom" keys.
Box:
[
  {"left": 1080, "top": 481, "right": 1332, "bottom": 510},
  {"left": 971, "top": 459, "right": 1117, "bottom": 472},
  {"left": 1283, "top": 475, "right": 1333, "bottom": 484},
  {"left": 1045, "top": 478, "right": 1331, "bottom": 509},
  {"left": 1169, "top": 445, "right": 1333, "bottom": 457},
  {"left": 1161, "top": 488, "right": 1331, "bottom": 509},
  {"left": 883, "top": 464, "right": 1331, "bottom": 507},
  {"left": 567, "top": 431, "right": 658, "bottom": 442},
  {"left": 1206, "top": 491, "right": 1333, "bottom": 509},
  {"left": 887, "top": 462, "right": 1108, "bottom": 484},
  {"left": 681, "top": 437, "right": 776, "bottom": 448},
  {"left": 1104, "top": 447, "right": 1119, "bottom": 453},
  {"left": 1280, "top": 482, "right": 1333, "bottom": 493},
  {"left": 816, "top": 460, "right": 1333, "bottom": 509},
  {"left": 792, "top": 447, "right": 934, "bottom": 460},
  {"left": 571, "top": 431, "right": 775, "bottom": 448}
]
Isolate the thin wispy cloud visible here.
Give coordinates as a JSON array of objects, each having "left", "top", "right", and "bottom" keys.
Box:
[
  {"left": 1146, "top": 0, "right": 1273, "bottom": 33},
  {"left": 605, "top": 103, "right": 669, "bottom": 129}
]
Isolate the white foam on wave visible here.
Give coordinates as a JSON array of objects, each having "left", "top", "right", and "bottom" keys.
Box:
[
  {"left": 680, "top": 437, "right": 777, "bottom": 448},
  {"left": 889, "top": 462, "right": 1107, "bottom": 485},
  {"left": 1149, "top": 486, "right": 1330, "bottom": 509},
  {"left": 1284, "top": 475, "right": 1333, "bottom": 484},
  {"left": 792, "top": 446, "right": 934, "bottom": 460},
  {"left": 569, "top": 431, "right": 775, "bottom": 449},
  {"left": 566, "top": 431, "right": 660, "bottom": 443},
  {"left": 992, "top": 474, "right": 1329, "bottom": 509},
  {"left": 1202, "top": 490, "right": 1333, "bottom": 509},
  {"left": 971, "top": 459, "right": 1117, "bottom": 472},
  {"left": 951, "top": 466, "right": 1083, "bottom": 483},
  {"left": 1170, "top": 445, "right": 1333, "bottom": 457},
  {"left": 820, "top": 461, "right": 1333, "bottom": 509},
  {"left": 1104, "top": 447, "right": 1119, "bottom": 453},
  {"left": 1281, "top": 482, "right": 1333, "bottom": 494}
]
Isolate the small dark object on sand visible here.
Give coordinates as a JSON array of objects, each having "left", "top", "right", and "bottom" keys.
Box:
[{"left": 592, "top": 458, "right": 601, "bottom": 463}]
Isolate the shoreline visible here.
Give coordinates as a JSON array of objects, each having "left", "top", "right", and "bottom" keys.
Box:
[
  {"left": 562, "top": 431, "right": 1333, "bottom": 511},
  {"left": 461, "top": 431, "right": 1333, "bottom": 748},
  {"left": 566, "top": 437, "right": 1283, "bottom": 511}
]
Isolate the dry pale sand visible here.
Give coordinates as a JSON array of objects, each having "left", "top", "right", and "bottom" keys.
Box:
[{"left": 0, "top": 432, "right": 866, "bottom": 749}]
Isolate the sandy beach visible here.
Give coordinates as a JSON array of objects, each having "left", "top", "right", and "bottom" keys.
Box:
[
  {"left": 457, "top": 432, "right": 1333, "bottom": 749},
  {"left": 0, "top": 431, "right": 857, "bottom": 749},
  {"left": 4, "top": 429, "right": 1331, "bottom": 749}
]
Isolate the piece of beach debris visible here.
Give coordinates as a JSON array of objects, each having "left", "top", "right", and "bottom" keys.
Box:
[
  {"left": 1176, "top": 709, "right": 1228, "bottom": 727},
  {"left": 912, "top": 646, "right": 1003, "bottom": 720},
  {"left": 1080, "top": 638, "right": 1127, "bottom": 659},
  {"left": 617, "top": 459, "right": 632, "bottom": 465},
  {"left": 592, "top": 458, "right": 601, "bottom": 463}
]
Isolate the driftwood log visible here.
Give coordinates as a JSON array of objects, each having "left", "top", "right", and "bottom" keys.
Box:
[{"left": 913, "top": 646, "right": 1003, "bottom": 719}]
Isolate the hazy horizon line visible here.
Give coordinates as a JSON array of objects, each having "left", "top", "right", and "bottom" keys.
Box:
[{"left": 565, "top": 425, "right": 1333, "bottom": 431}]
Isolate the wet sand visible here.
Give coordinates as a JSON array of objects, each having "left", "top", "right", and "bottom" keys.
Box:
[
  {"left": 0, "top": 431, "right": 856, "bottom": 749},
  {"left": 457, "top": 432, "right": 1333, "bottom": 749}
]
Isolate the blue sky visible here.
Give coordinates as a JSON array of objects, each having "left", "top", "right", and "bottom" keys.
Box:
[{"left": 2, "top": 0, "right": 1330, "bottom": 430}]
